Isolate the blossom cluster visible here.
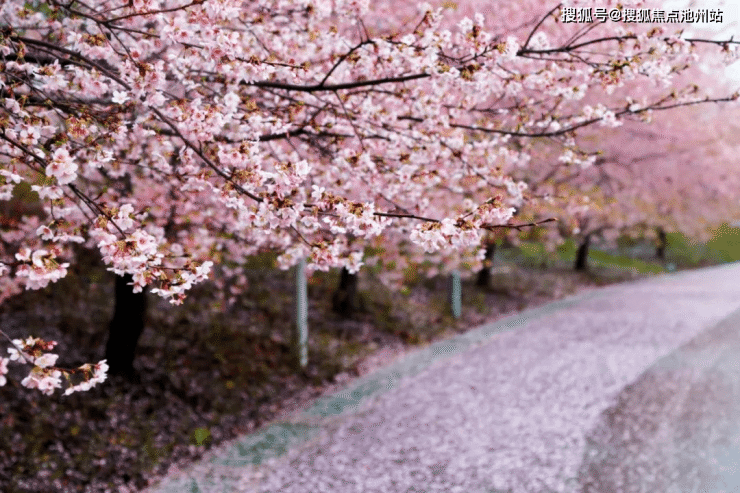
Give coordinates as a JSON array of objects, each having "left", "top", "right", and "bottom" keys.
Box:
[
  {"left": 14, "top": 247, "right": 70, "bottom": 291},
  {"left": 1, "top": 335, "right": 108, "bottom": 396}
]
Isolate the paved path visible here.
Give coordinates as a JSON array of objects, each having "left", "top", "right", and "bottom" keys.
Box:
[
  {"left": 146, "top": 263, "right": 740, "bottom": 493},
  {"left": 578, "top": 287, "right": 740, "bottom": 493}
]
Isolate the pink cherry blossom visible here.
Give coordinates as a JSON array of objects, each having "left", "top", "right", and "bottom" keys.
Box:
[
  {"left": 0, "top": 357, "right": 9, "bottom": 386},
  {"left": 45, "top": 148, "right": 78, "bottom": 185}
]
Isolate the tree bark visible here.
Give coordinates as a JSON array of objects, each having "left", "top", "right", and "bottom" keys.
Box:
[
  {"left": 575, "top": 234, "right": 591, "bottom": 272},
  {"left": 104, "top": 274, "right": 147, "bottom": 379},
  {"left": 656, "top": 228, "right": 667, "bottom": 261},
  {"left": 476, "top": 242, "right": 497, "bottom": 288},
  {"left": 332, "top": 267, "right": 358, "bottom": 318}
]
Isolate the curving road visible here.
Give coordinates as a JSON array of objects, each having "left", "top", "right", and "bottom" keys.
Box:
[{"left": 146, "top": 263, "right": 740, "bottom": 493}]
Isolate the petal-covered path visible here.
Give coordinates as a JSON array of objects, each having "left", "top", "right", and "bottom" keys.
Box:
[
  {"left": 578, "top": 284, "right": 740, "bottom": 493},
  {"left": 146, "top": 264, "right": 740, "bottom": 493}
]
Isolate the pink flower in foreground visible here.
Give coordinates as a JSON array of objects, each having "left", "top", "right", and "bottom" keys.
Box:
[
  {"left": 112, "top": 90, "right": 130, "bottom": 104},
  {"left": 46, "top": 148, "right": 78, "bottom": 185},
  {"left": 0, "top": 357, "right": 8, "bottom": 386},
  {"left": 33, "top": 352, "right": 59, "bottom": 368},
  {"left": 64, "top": 360, "right": 109, "bottom": 395},
  {"left": 21, "top": 369, "right": 62, "bottom": 396}
]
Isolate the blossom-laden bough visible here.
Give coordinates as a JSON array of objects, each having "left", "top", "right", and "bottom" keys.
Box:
[
  {"left": 0, "top": 0, "right": 738, "bottom": 393},
  {"left": 0, "top": 330, "right": 107, "bottom": 395}
]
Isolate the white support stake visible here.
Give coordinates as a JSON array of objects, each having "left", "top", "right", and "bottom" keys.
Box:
[
  {"left": 295, "top": 258, "right": 308, "bottom": 369},
  {"left": 450, "top": 270, "right": 461, "bottom": 319}
]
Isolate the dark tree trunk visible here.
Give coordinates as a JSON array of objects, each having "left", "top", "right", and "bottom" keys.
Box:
[
  {"left": 476, "top": 242, "right": 497, "bottom": 288},
  {"left": 104, "top": 274, "right": 146, "bottom": 378},
  {"left": 332, "top": 267, "right": 358, "bottom": 318},
  {"left": 575, "top": 234, "right": 591, "bottom": 272},
  {"left": 656, "top": 228, "right": 667, "bottom": 261}
]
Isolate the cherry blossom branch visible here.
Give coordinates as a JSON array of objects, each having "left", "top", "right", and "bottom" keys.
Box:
[
  {"left": 0, "top": 329, "right": 35, "bottom": 366},
  {"left": 481, "top": 218, "right": 557, "bottom": 231},
  {"left": 318, "top": 39, "right": 377, "bottom": 87},
  {"left": 248, "top": 73, "right": 430, "bottom": 92},
  {"left": 373, "top": 211, "right": 441, "bottom": 222},
  {"left": 0, "top": 329, "right": 108, "bottom": 395},
  {"left": 101, "top": 0, "right": 204, "bottom": 24},
  {"left": 520, "top": 35, "right": 740, "bottom": 57},
  {"left": 10, "top": 35, "right": 128, "bottom": 87},
  {"left": 521, "top": 4, "right": 562, "bottom": 51}
]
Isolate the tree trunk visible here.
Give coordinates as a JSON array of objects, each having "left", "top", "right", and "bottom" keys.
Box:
[
  {"left": 575, "top": 234, "right": 591, "bottom": 272},
  {"left": 656, "top": 228, "right": 667, "bottom": 261},
  {"left": 476, "top": 242, "right": 497, "bottom": 288},
  {"left": 332, "top": 267, "right": 358, "bottom": 318},
  {"left": 104, "top": 274, "right": 147, "bottom": 379}
]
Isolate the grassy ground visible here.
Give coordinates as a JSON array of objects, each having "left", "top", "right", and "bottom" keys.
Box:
[
  {"left": 1, "top": 228, "right": 736, "bottom": 492},
  {"left": 665, "top": 225, "right": 740, "bottom": 266}
]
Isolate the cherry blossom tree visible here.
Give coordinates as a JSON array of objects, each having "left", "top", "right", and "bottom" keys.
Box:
[
  {"left": 360, "top": 0, "right": 740, "bottom": 278},
  {"left": 1, "top": 0, "right": 738, "bottom": 390},
  {"left": 518, "top": 97, "right": 740, "bottom": 272}
]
